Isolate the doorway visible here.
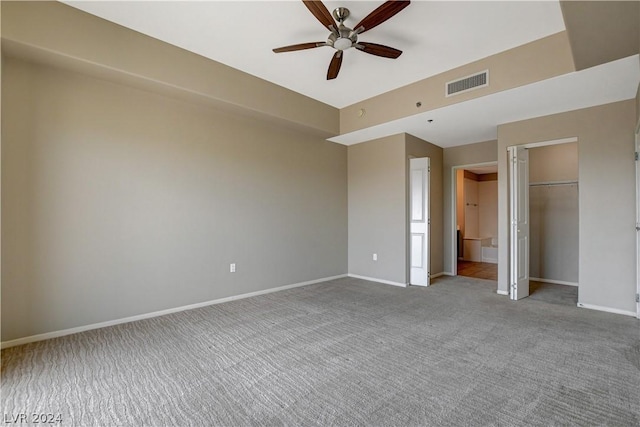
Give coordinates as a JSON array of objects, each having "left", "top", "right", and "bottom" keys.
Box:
[
  {"left": 453, "top": 163, "right": 498, "bottom": 281},
  {"left": 508, "top": 138, "right": 579, "bottom": 304}
]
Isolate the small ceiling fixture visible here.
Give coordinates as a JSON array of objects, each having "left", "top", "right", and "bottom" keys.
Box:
[{"left": 273, "top": 1, "right": 411, "bottom": 80}]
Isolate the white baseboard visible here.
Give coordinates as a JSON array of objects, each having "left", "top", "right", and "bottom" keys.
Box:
[
  {"left": 347, "top": 274, "right": 407, "bottom": 288},
  {"left": 531, "top": 277, "right": 578, "bottom": 287},
  {"left": 441, "top": 272, "right": 455, "bottom": 277},
  {"left": 430, "top": 272, "right": 445, "bottom": 279},
  {"left": 0, "top": 274, "right": 348, "bottom": 349},
  {"left": 497, "top": 290, "right": 509, "bottom": 296},
  {"left": 576, "top": 302, "right": 637, "bottom": 317}
]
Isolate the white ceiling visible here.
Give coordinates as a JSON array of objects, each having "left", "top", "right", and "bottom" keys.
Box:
[
  {"left": 63, "top": 1, "right": 639, "bottom": 148},
  {"left": 65, "top": 0, "right": 566, "bottom": 108}
]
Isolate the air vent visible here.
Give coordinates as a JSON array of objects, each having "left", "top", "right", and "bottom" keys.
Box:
[{"left": 446, "top": 70, "right": 489, "bottom": 97}]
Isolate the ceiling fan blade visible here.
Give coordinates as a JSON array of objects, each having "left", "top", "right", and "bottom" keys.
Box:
[
  {"left": 327, "top": 51, "right": 343, "bottom": 80},
  {"left": 356, "top": 42, "right": 402, "bottom": 59},
  {"left": 354, "top": 1, "right": 411, "bottom": 34},
  {"left": 273, "top": 42, "right": 326, "bottom": 53},
  {"left": 302, "top": 0, "right": 337, "bottom": 32}
]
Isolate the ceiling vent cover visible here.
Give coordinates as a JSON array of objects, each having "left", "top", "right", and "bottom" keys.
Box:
[{"left": 446, "top": 70, "right": 489, "bottom": 97}]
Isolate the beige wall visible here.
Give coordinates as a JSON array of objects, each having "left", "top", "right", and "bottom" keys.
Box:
[
  {"left": 348, "top": 135, "right": 406, "bottom": 284},
  {"left": 529, "top": 142, "right": 578, "bottom": 183},
  {"left": 560, "top": 0, "right": 639, "bottom": 71},
  {"left": 459, "top": 173, "right": 497, "bottom": 241},
  {"left": 1, "top": 57, "right": 348, "bottom": 341},
  {"left": 1, "top": 1, "right": 339, "bottom": 138},
  {"left": 497, "top": 100, "right": 636, "bottom": 313},
  {"left": 347, "top": 133, "right": 443, "bottom": 285},
  {"left": 341, "top": 32, "right": 574, "bottom": 134},
  {"left": 443, "top": 140, "right": 497, "bottom": 274},
  {"left": 463, "top": 179, "right": 479, "bottom": 237},
  {"left": 478, "top": 180, "right": 498, "bottom": 241}
]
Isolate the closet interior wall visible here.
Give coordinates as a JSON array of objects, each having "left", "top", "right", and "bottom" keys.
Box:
[{"left": 529, "top": 143, "right": 579, "bottom": 285}]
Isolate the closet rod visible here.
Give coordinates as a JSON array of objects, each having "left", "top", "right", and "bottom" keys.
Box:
[{"left": 529, "top": 180, "right": 578, "bottom": 187}]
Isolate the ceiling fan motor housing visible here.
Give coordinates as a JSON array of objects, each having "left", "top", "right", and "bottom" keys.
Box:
[{"left": 329, "top": 32, "right": 357, "bottom": 50}]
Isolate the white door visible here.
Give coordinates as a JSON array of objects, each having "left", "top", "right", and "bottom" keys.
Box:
[
  {"left": 410, "top": 157, "right": 430, "bottom": 286},
  {"left": 509, "top": 146, "right": 530, "bottom": 300},
  {"left": 635, "top": 132, "right": 639, "bottom": 318}
]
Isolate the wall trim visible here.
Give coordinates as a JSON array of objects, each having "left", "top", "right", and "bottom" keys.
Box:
[
  {"left": 577, "top": 302, "right": 636, "bottom": 317},
  {"left": 348, "top": 274, "right": 407, "bottom": 288},
  {"left": 531, "top": 277, "right": 578, "bottom": 287},
  {"left": 496, "top": 290, "right": 509, "bottom": 296},
  {"left": 430, "top": 272, "right": 445, "bottom": 279},
  {"left": 0, "top": 274, "right": 348, "bottom": 349},
  {"left": 441, "top": 271, "right": 455, "bottom": 276}
]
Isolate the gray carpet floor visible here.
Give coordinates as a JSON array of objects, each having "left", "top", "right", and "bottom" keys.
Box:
[
  {"left": 2, "top": 276, "right": 639, "bottom": 426},
  {"left": 529, "top": 281, "right": 578, "bottom": 307}
]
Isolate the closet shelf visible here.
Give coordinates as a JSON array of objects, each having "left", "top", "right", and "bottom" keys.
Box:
[{"left": 529, "top": 180, "right": 578, "bottom": 187}]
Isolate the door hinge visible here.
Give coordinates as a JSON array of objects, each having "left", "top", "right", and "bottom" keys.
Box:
[
  {"left": 635, "top": 152, "right": 639, "bottom": 161},
  {"left": 636, "top": 293, "right": 639, "bottom": 303}
]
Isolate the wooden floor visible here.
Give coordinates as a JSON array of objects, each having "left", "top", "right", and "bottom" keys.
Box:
[{"left": 457, "top": 260, "right": 497, "bottom": 281}]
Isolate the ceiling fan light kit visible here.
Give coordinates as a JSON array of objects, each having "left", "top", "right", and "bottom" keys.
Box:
[{"left": 273, "top": 0, "right": 410, "bottom": 80}]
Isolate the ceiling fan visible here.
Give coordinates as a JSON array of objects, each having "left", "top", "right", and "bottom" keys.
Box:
[{"left": 273, "top": 1, "right": 410, "bottom": 80}]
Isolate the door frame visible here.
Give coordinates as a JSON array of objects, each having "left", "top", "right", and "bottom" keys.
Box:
[
  {"left": 450, "top": 161, "right": 497, "bottom": 277},
  {"left": 635, "top": 129, "right": 639, "bottom": 319}
]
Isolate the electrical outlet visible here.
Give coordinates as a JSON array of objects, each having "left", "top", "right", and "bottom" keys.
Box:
[
  {"left": 373, "top": 253, "right": 377, "bottom": 261},
  {"left": 230, "top": 263, "right": 236, "bottom": 273}
]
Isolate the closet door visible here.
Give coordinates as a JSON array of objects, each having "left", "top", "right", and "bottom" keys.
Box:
[
  {"left": 410, "top": 157, "right": 430, "bottom": 287},
  {"left": 509, "top": 146, "right": 530, "bottom": 300}
]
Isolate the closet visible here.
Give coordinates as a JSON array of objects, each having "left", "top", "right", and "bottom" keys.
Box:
[{"left": 528, "top": 143, "right": 579, "bottom": 287}]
